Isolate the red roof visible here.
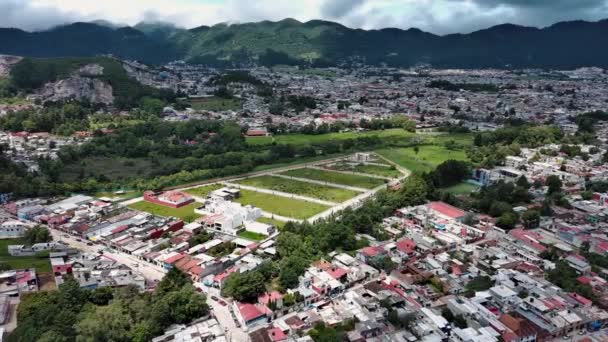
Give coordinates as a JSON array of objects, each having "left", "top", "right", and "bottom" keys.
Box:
[
  {"left": 326, "top": 267, "right": 347, "bottom": 280},
  {"left": 360, "top": 246, "right": 385, "bottom": 257},
  {"left": 258, "top": 291, "right": 283, "bottom": 305},
  {"left": 111, "top": 225, "right": 129, "bottom": 234},
  {"left": 577, "top": 276, "right": 592, "bottom": 285},
  {"left": 509, "top": 228, "right": 546, "bottom": 252},
  {"left": 395, "top": 238, "right": 416, "bottom": 254},
  {"left": 236, "top": 302, "right": 267, "bottom": 322},
  {"left": 268, "top": 327, "right": 287, "bottom": 341},
  {"left": 427, "top": 201, "right": 466, "bottom": 219},
  {"left": 569, "top": 292, "right": 592, "bottom": 306},
  {"left": 164, "top": 253, "right": 185, "bottom": 264}
]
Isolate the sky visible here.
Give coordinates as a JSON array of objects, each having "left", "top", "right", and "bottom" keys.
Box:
[{"left": 2, "top": 0, "right": 608, "bottom": 34}]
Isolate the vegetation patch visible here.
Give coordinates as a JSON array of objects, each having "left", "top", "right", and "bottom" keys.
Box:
[
  {"left": 327, "top": 162, "right": 401, "bottom": 178},
  {"left": 238, "top": 231, "right": 266, "bottom": 241},
  {"left": 127, "top": 201, "right": 201, "bottom": 222},
  {"left": 0, "top": 239, "right": 51, "bottom": 272},
  {"left": 280, "top": 168, "right": 385, "bottom": 189},
  {"left": 236, "top": 175, "right": 359, "bottom": 202},
  {"left": 184, "top": 183, "right": 224, "bottom": 198},
  {"left": 376, "top": 145, "right": 469, "bottom": 173},
  {"left": 256, "top": 217, "right": 288, "bottom": 230},
  {"left": 234, "top": 189, "right": 329, "bottom": 219}
]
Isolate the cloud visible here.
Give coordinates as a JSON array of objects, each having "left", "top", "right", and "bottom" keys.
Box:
[{"left": 1, "top": 0, "right": 608, "bottom": 34}]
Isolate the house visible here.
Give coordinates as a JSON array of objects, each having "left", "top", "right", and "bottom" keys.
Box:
[
  {"left": 259, "top": 291, "right": 284, "bottom": 309},
  {"left": 356, "top": 246, "right": 386, "bottom": 263},
  {"left": 0, "top": 220, "right": 31, "bottom": 239},
  {"left": 426, "top": 201, "right": 467, "bottom": 221},
  {"left": 499, "top": 313, "right": 537, "bottom": 342},
  {"left": 234, "top": 302, "right": 270, "bottom": 329},
  {"left": 143, "top": 191, "right": 194, "bottom": 208},
  {"left": 565, "top": 254, "right": 591, "bottom": 274}
]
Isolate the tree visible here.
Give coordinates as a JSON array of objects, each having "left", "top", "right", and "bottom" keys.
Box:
[
  {"left": 516, "top": 175, "right": 530, "bottom": 189},
  {"left": 222, "top": 270, "right": 267, "bottom": 302},
  {"left": 139, "top": 97, "right": 165, "bottom": 116},
  {"left": 546, "top": 175, "right": 563, "bottom": 195},
  {"left": 497, "top": 212, "right": 518, "bottom": 230},
  {"left": 521, "top": 210, "right": 540, "bottom": 229},
  {"left": 23, "top": 226, "right": 52, "bottom": 245},
  {"left": 75, "top": 302, "right": 133, "bottom": 342},
  {"left": 413, "top": 145, "right": 420, "bottom": 155}
]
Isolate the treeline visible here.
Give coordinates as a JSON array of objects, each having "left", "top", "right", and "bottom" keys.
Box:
[
  {"left": 427, "top": 80, "right": 499, "bottom": 93},
  {"left": 8, "top": 268, "right": 207, "bottom": 342}
]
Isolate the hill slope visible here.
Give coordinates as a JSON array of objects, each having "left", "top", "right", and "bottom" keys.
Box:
[{"left": 1, "top": 19, "right": 608, "bottom": 68}]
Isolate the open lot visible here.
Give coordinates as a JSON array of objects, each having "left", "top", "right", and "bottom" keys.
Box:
[
  {"left": 237, "top": 231, "right": 266, "bottom": 241},
  {"left": 93, "top": 190, "right": 140, "bottom": 201},
  {"left": 326, "top": 162, "right": 401, "bottom": 178},
  {"left": 246, "top": 128, "right": 415, "bottom": 146},
  {"left": 376, "top": 145, "right": 469, "bottom": 173},
  {"left": 190, "top": 96, "right": 244, "bottom": 111},
  {"left": 235, "top": 175, "right": 359, "bottom": 202},
  {"left": 184, "top": 183, "right": 224, "bottom": 198},
  {"left": 127, "top": 201, "right": 201, "bottom": 222},
  {"left": 280, "top": 168, "right": 386, "bottom": 189},
  {"left": 234, "top": 189, "right": 329, "bottom": 220},
  {"left": 257, "top": 217, "right": 289, "bottom": 229},
  {"left": 0, "top": 239, "right": 51, "bottom": 272}
]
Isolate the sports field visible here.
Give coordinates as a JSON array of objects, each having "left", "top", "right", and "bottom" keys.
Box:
[
  {"left": 280, "top": 168, "right": 386, "bottom": 189},
  {"left": 234, "top": 189, "right": 329, "bottom": 220},
  {"left": 128, "top": 201, "right": 201, "bottom": 222},
  {"left": 235, "top": 175, "right": 359, "bottom": 202}
]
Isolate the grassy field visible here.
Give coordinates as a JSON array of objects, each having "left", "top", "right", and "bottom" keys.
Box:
[
  {"left": 376, "top": 145, "right": 469, "bottom": 173},
  {"left": 0, "top": 239, "right": 51, "bottom": 272},
  {"left": 246, "top": 128, "right": 415, "bottom": 146},
  {"left": 257, "top": 217, "right": 288, "bottom": 229},
  {"left": 128, "top": 201, "right": 201, "bottom": 222},
  {"left": 234, "top": 189, "right": 329, "bottom": 220},
  {"left": 184, "top": 183, "right": 224, "bottom": 198},
  {"left": 238, "top": 231, "right": 266, "bottom": 241},
  {"left": 326, "top": 162, "right": 401, "bottom": 178},
  {"left": 235, "top": 175, "right": 359, "bottom": 202},
  {"left": 441, "top": 182, "right": 479, "bottom": 195},
  {"left": 252, "top": 152, "right": 350, "bottom": 172},
  {"left": 280, "top": 168, "right": 386, "bottom": 189},
  {"left": 61, "top": 156, "right": 174, "bottom": 182},
  {"left": 190, "top": 96, "right": 244, "bottom": 111}
]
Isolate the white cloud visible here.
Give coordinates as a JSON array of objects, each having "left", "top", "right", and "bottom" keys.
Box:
[{"left": 3, "top": 0, "right": 608, "bottom": 34}]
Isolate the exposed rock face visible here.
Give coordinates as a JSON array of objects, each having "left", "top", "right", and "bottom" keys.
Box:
[
  {"left": 0, "top": 55, "right": 22, "bottom": 77},
  {"left": 37, "top": 64, "right": 114, "bottom": 105}
]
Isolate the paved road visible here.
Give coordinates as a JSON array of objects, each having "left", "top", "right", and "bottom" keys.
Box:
[
  {"left": 223, "top": 182, "right": 338, "bottom": 206},
  {"left": 50, "top": 228, "right": 166, "bottom": 282},
  {"left": 203, "top": 287, "right": 250, "bottom": 341}
]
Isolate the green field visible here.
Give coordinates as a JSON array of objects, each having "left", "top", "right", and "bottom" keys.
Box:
[
  {"left": 128, "top": 201, "right": 201, "bottom": 222},
  {"left": 246, "top": 128, "right": 415, "bottom": 146},
  {"left": 234, "top": 189, "right": 329, "bottom": 219},
  {"left": 257, "top": 217, "right": 288, "bottom": 230},
  {"left": 184, "top": 183, "right": 224, "bottom": 198},
  {"left": 0, "top": 239, "right": 51, "bottom": 272},
  {"left": 280, "top": 168, "right": 385, "bottom": 189},
  {"left": 238, "top": 231, "right": 266, "bottom": 241},
  {"left": 441, "top": 182, "right": 479, "bottom": 195},
  {"left": 191, "top": 96, "right": 244, "bottom": 111},
  {"left": 327, "top": 162, "right": 401, "bottom": 178},
  {"left": 376, "top": 145, "right": 469, "bottom": 173},
  {"left": 235, "top": 175, "right": 359, "bottom": 202}
]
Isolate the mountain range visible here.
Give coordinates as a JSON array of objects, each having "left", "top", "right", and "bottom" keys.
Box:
[{"left": 1, "top": 18, "right": 607, "bottom": 69}]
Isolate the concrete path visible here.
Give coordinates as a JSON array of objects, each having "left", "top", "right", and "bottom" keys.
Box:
[
  {"left": 308, "top": 165, "right": 393, "bottom": 181},
  {"left": 375, "top": 153, "right": 411, "bottom": 180},
  {"left": 271, "top": 174, "right": 369, "bottom": 193},
  {"left": 222, "top": 182, "right": 338, "bottom": 206},
  {"left": 363, "top": 161, "right": 392, "bottom": 167},
  {"left": 120, "top": 196, "right": 144, "bottom": 206}
]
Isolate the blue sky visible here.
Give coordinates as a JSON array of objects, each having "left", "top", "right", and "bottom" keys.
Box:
[{"left": 2, "top": 0, "right": 608, "bottom": 34}]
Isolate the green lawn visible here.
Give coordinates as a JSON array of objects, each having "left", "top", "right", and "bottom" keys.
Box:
[
  {"left": 327, "top": 162, "right": 401, "bottom": 178},
  {"left": 247, "top": 128, "right": 415, "bottom": 146},
  {"left": 441, "top": 182, "right": 479, "bottom": 195},
  {"left": 184, "top": 183, "right": 224, "bottom": 198},
  {"left": 235, "top": 175, "right": 359, "bottom": 202},
  {"left": 280, "top": 168, "right": 386, "bottom": 189},
  {"left": 246, "top": 136, "right": 274, "bottom": 145},
  {"left": 376, "top": 145, "right": 469, "bottom": 173},
  {"left": 190, "top": 96, "right": 244, "bottom": 111},
  {"left": 0, "top": 239, "right": 51, "bottom": 272},
  {"left": 127, "top": 201, "right": 201, "bottom": 222},
  {"left": 238, "top": 231, "right": 266, "bottom": 241},
  {"left": 234, "top": 189, "right": 329, "bottom": 220},
  {"left": 256, "top": 217, "right": 289, "bottom": 230}
]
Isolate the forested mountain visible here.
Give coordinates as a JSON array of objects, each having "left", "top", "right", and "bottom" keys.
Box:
[{"left": 1, "top": 18, "right": 608, "bottom": 68}]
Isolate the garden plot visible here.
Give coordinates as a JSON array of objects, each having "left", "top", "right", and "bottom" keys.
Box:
[
  {"left": 279, "top": 168, "right": 386, "bottom": 189},
  {"left": 235, "top": 175, "right": 360, "bottom": 203}
]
